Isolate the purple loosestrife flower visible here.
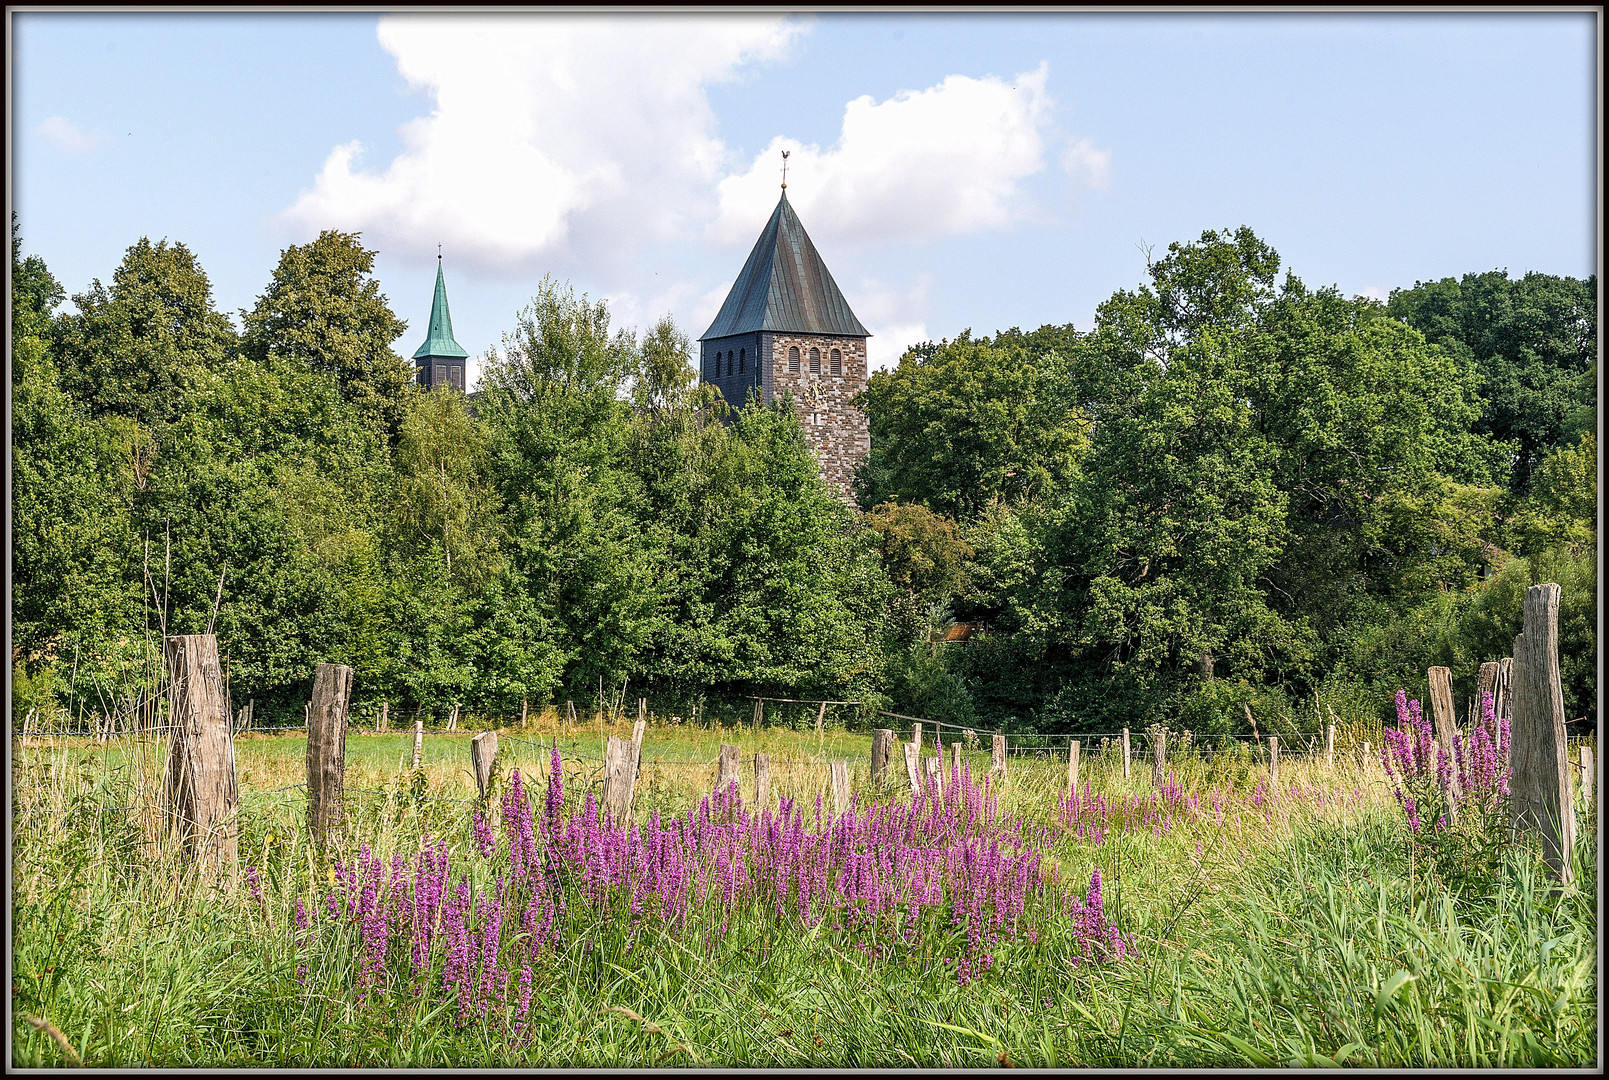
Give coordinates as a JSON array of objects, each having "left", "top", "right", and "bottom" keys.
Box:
[{"left": 473, "top": 811, "right": 496, "bottom": 858}]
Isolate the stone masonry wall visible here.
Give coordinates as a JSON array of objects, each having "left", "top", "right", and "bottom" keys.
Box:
[{"left": 767, "top": 333, "right": 870, "bottom": 504}]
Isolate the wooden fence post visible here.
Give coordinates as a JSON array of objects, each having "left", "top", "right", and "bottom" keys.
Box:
[
  {"left": 1494, "top": 657, "right": 1514, "bottom": 722},
  {"left": 923, "top": 754, "right": 942, "bottom": 790},
  {"left": 1121, "top": 728, "right": 1131, "bottom": 780},
  {"left": 305, "top": 662, "right": 354, "bottom": 849},
  {"left": 912, "top": 722, "right": 922, "bottom": 755},
  {"left": 1510, "top": 583, "right": 1574, "bottom": 885},
  {"left": 448, "top": 704, "right": 460, "bottom": 733},
  {"left": 903, "top": 741, "right": 921, "bottom": 793},
  {"left": 871, "top": 728, "right": 895, "bottom": 784},
  {"left": 566, "top": 700, "right": 577, "bottom": 735},
  {"left": 1325, "top": 724, "right": 1335, "bottom": 770},
  {"left": 1428, "top": 665, "right": 1460, "bottom": 748},
  {"left": 951, "top": 741, "right": 962, "bottom": 784},
  {"left": 1578, "top": 745, "right": 1594, "bottom": 804},
  {"left": 830, "top": 761, "right": 850, "bottom": 815},
  {"left": 471, "top": 731, "right": 498, "bottom": 799},
  {"left": 379, "top": 701, "right": 388, "bottom": 733},
  {"left": 638, "top": 697, "right": 646, "bottom": 727},
  {"left": 754, "top": 752, "right": 771, "bottom": 811},
  {"left": 1066, "top": 740, "right": 1081, "bottom": 797},
  {"left": 1152, "top": 730, "right": 1166, "bottom": 788},
  {"left": 162, "top": 634, "right": 238, "bottom": 876},
  {"left": 716, "top": 743, "right": 742, "bottom": 797},
  {"left": 752, "top": 699, "right": 764, "bottom": 732},
  {"left": 519, "top": 698, "right": 528, "bottom": 729},
  {"left": 1361, "top": 741, "right": 1371, "bottom": 772},
  {"left": 991, "top": 733, "right": 1007, "bottom": 777},
  {"left": 1269, "top": 736, "right": 1280, "bottom": 783},
  {"left": 603, "top": 735, "right": 635, "bottom": 824},
  {"left": 412, "top": 720, "right": 424, "bottom": 771},
  {"left": 1476, "top": 661, "right": 1499, "bottom": 717},
  {"left": 815, "top": 701, "right": 826, "bottom": 745}
]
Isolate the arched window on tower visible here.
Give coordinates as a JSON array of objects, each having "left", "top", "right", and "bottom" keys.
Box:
[
  {"left": 789, "top": 346, "right": 800, "bottom": 373},
  {"left": 726, "top": 351, "right": 733, "bottom": 377},
  {"left": 809, "top": 347, "right": 821, "bottom": 374},
  {"left": 434, "top": 364, "right": 446, "bottom": 387},
  {"left": 830, "top": 348, "right": 842, "bottom": 375},
  {"left": 738, "top": 347, "right": 746, "bottom": 374}
]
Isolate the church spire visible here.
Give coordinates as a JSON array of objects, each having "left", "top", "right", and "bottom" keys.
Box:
[{"left": 413, "top": 256, "right": 469, "bottom": 362}]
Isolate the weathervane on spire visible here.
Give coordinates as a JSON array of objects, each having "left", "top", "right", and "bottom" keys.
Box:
[
  {"left": 437, "top": 243, "right": 442, "bottom": 262},
  {"left": 781, "top": 149, "right": 789, "bottom": 190}
]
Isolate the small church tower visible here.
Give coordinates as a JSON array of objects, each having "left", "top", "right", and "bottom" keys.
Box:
[
  {"left": 700, "top": 180, "right": 871, "bottom": 502},
  {"left": 413, "top": 254, "right": 469, "bottom": 393}
]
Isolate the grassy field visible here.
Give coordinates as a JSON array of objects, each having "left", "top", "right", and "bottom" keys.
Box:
[{"left": 10, "top": 711, "right": 1599, "bottom": 1067}]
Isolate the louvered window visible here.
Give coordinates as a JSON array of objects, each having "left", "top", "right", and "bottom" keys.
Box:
[
  {"left": 830, "top": 348, "right": 842, "bottom": 375},
  {"left": 809, "top": 347, "right": 821, "bottom": 374},
  {"left": 789, "top": 346, "right": 800, "bottom": 373}
]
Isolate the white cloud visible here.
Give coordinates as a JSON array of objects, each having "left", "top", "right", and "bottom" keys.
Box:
[
  {"left": 281, "top": 15, "right": 802, "bottom": 271},
  {"left": 710, "top": 64, "right": 1054, "bottom": 248},
  {"left": 37, "top": 115, "right": 104, "bottom": 153},
  {"left": 1359, "top": 285, "right": 1389, "bottom": 303},
  {"left": 848, "top": 273, "right": 932, "bottom": 371},
  {"left": 866, "top": 322, "right": 931, "bottom": 372},
  {"left": 1061, "top": 137, "right": 1112, "bottom": 190}
]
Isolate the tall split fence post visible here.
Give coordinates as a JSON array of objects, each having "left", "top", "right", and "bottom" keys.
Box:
[
  {"left": 923, "top": 754, "right": 941, "bottom": 790},
  {"left": 379, "top": 701, "right": 388, "bottom": 733},
  {"left": 903, "top": 741, "right": 920, "bottom": 794},
  {"left": 1576, "top": 744, "right": 1593, "bottom": 804},
  {"left": 1066, "top": 739, "right": 1081, "bottom": 797},
  {"left": 471, "top": 731, "right": 498, "bottom": 799},
  {"left": 715, "top": 743, "right": 742, "bottom": 799},
  {"left": 991, "top": 733, "right": 1007, "bottom": 778},
  {"left": 755, "top": 752, "right": 771, "bottom": 811},
  {"left": 1477, "top": 661, "right": 1499, "bottom": 721},
  {"left": 912, "top": 722, "right": 922, "bottom": 755},
  {"left": 306, "top": 662, "right": 354, "bottom": 849},
  {"left": 951, "top": 741, "right": 962, "bottom": 784},
  {"left": 1509, "top": 582, "right": 1574, "bottom": 886},
  {"left": 1121, "top": 728, "right": 1131, "bottom": 780},
  {"left": 1494, "top": 658, "right": 1514, "bottom": 722},
  {"left": 752, "top": 698, "right": 764, "bottom": 732},
  {"left": 829, "top": 761, "right": 851, "bottom": 815},
  {"left": 604, "top": 736, "right": 634, "bottom": 824},
  {"left": 162, "top": 633, "right": 238, "bottom": 877},
  {"left": 1152, "top": 730, "right": 1166, "bottom": 788},
  {"left": 871, "top": 729, "right": 895, "bottom": 785}
]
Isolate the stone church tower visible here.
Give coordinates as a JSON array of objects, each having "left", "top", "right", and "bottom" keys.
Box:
[
  {"left": 700, "top": 188, "right": 871, "bottom": 502},
  {"left": 413, "top": 254, "right": 470, "bottom": 393}
]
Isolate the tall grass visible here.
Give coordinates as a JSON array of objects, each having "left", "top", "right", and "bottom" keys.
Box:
[{"left": 10, "top": 722, "right": 1598, "bottom": 1067}]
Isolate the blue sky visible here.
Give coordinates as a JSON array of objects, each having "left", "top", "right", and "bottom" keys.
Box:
[{"left": 12, "top": 12, "right": 1598, "bottom": 384}]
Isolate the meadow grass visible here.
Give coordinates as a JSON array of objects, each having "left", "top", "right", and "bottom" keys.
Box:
[{"left": 10, "top": 716, "right": 1598, "bottom": 1067}]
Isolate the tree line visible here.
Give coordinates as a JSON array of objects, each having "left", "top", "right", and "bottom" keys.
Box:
[{"left": 11, "top": 219, "right": 1597, "bottom": 734}]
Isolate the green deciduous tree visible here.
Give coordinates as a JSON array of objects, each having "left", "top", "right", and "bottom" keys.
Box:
[{"left": 239, "top": 230, "right": 413, "bottom": 441}]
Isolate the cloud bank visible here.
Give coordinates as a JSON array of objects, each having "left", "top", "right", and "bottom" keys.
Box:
[{"left": 37, "top": 116, "right": 104, "bottom": 153}]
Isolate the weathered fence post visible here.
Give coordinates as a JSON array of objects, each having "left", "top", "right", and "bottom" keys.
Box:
[
  {"left": 1428, "top": 664, "right": 1460, "bottom": 746},
  {"left": 162, "top": 634, "right": 238, "bottom": 876},
  {"left": 1268, "top": 736, "right": 1280, "bottom": 783},
  {"left": 815, "top": 701, "right": 827, "bottom": 744},
  {"left": 379, "top": 701, "right": 388, "bottom": 733},
  {"left": 991, "top": 733, "right": 1007, "bottom": 778},
  {"left": 566, "top": 700, "right": 577, "bottom": 735},
  {"left": 754, "top": 752, "right": 771, "bottom": 811},
  {"left": 752, "top": 698, "right": 764, "bottom": 732},
  {"left": 923, "top": 754, "right": 941, "bottom": 789},
  {"left": 471, "top": 731, "right": 498, "bottom": 799},
  {"left": 829, "top": 761, "right": 851, "bottom": 815},
  {"left": 448, "top": 704, "right": 460, "bottom": 732},
  {"left": 638, "top": 697, "right": 646, "bottom": 727},
  {"left": 1494, "top": 657, "right": 1514, "bottom": 721},
  {"left": 1325, "top": 724, "right": 1335, "bottom": 770},
  {"left": 305, "top": 662, "right": 354, "bottom": 849},
  {"left": 1361, "top": 741, "right": 1371, "bottom": 772},
  {"left": 716, "top": 743, "right": 742, "bottom": 797},
  {"left": 519, "top": 698, "right": 528, "bottom": 729},
  {"left": 1577, "top": 744, "right": 1593, "bottom": 804},
  {"left": 912, "top": 722, "right": 922, "bottom": 755},
  {"left": 904, "top": 741, "right": 921, "bottom": 793},
  {"left": 1066, "top": 740, "right": 1081, "bottom": 797},
  {"left": 603, "top": 735, "right": 635, "bottom": 823},
  {"left": 951, "top": 741, "right": 962, "bottom": 783},
  {"left": 1121, "top": 728, "right": 1131, "bottom": 780},
  {"left": 412, "top": 720, "right": 424, "bottom": 771},
  {"left": 1477, "top": 661, "right": 1499, "bottom": 717},
  {"left": 1152, "top": 730, "right": 1166, "bottom": 788},
  {"left": 871, "top": 728, "right": 895, "bottom": 784},
  {"left": 1510, "top": 583, "right": 1574, "bottom": 885}
]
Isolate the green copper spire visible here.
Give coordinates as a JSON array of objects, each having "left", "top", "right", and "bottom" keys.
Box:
[{"left": 412, "top": 257, "right": 469, "bottom": 360}]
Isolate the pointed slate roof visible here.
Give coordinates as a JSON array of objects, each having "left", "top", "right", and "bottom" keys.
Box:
[
  {"left": 412, "top": 260, "right": 470, "bottom": 360},
  {"left": 701, "top": 191, "right": 870, "bottom": 341}
]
